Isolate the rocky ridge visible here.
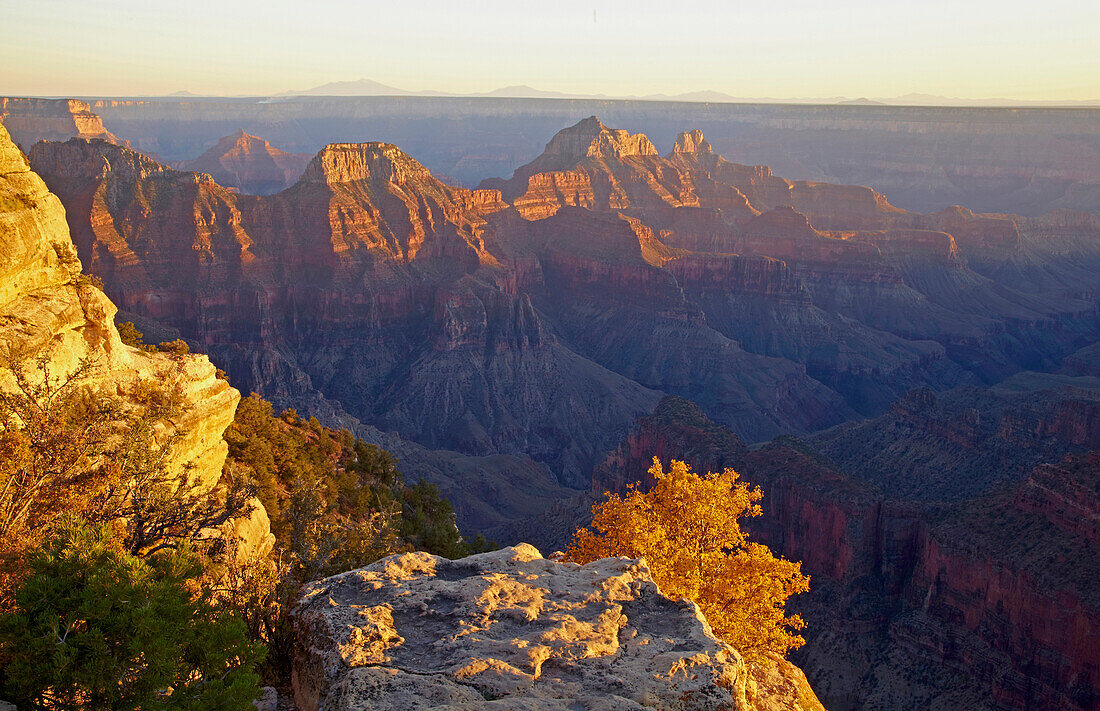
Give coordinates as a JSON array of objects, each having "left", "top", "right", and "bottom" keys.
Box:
[
  {"left": 291, "top": 544, "right": 823, "bottom": 711},
  {"left": 84, "top": 99, "right": 1100, "bottom": 220}
]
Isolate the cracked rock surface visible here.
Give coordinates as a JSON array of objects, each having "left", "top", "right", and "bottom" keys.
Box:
[{"left": 290, "top": 544, "right": 751, "bottom": 710}]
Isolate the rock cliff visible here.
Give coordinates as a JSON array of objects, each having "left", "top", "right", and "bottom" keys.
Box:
[
  {"left": 0, "top": 122, "right": 267, "bottom": 550},
  {"left": 290, "top": 544, "right": 823, "bottom": 711}
]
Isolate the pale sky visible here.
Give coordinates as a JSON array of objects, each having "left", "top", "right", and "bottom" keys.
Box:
[{"left": 2, "top": 0, "right": 1099, "bottom": 100}]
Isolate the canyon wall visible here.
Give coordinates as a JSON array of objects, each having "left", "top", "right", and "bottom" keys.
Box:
[
  {"left": 0, "top": 122, "right": 270, "bottom": 553},
  {"left": 596, "top": 394, "right": 1099, "bottom": 710},
  {"left": 22, "top": 118, "right": 1100, "bottom": 539}
]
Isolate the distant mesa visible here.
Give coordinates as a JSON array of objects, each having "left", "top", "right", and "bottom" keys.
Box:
[
  {"left": 0, "top": 96, "right": 125, "bottom": 149},
  {"left": 672, "top": 128, "right": 713, "bottom": 154},
  {"left": 279, "top": 77, "right": 414, "bottom": 97},
  {"left": 533, "top": 115, "right": 658, "bottom": 166}
]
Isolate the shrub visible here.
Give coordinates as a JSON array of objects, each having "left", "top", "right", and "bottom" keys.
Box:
[
  {"left": 0, "top": 519, "right": 263, "bottom": 710},
  {"left": 567, "top": 458, "right": 809, "bottom": 661}
]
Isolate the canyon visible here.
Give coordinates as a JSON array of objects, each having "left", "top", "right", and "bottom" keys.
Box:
[
  {"left": 597, "top": 389, "right": 1099, "bottom": 711},
  {"left": 80, "top": 96, "right": 1100, "bottom": 218},
  {"left": 4, "top": 103, "right": 1098, "bottom": 709},
  {"left": 24, "top": 117, "right": 1097, "bottom": 475}
]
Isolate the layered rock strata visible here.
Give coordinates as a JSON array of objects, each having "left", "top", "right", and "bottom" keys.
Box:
[
  {"left": 28, "top": 135, "right": 855, "bottom": 486},
  {"left": 24, "top": 118, "right": 1100, "bottom": 531}
]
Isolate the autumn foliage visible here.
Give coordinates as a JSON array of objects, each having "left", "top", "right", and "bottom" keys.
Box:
[{"left": 566, "top": 458, "right": 809, "bottom": 661}]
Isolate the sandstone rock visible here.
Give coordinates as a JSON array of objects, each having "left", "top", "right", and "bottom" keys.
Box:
[
  {"left": 672, "top": 130, "right": 713, "bottom": 155},
  {"left": 745, "top": 656, "right": 824, "bottom": 711},
  {"left": 0, "top": 121, "right": 248, "bottom": 513},
  {"left": 292, "top": 544, "right": 822, "bottom": 711}
]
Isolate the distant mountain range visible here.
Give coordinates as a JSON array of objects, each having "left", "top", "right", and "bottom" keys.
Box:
[{"left": 270, "top": 78, "right": 1100, "bottom": 107}]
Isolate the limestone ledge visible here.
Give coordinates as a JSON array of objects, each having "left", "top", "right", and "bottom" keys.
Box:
[{"left": 291, "top": 544, "right": 823, "bottom": 711}]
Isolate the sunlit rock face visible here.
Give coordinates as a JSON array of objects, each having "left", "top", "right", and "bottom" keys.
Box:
[
  {"left": 290, "top": 544, "right": 823, "bottom": 711},
  {"left": 0, "top": 122, "right": 271, "bottom": 554}
]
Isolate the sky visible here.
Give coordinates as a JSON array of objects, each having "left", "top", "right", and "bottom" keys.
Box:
[{"left": 2, "top": 0, "right": 1099, "bottom": 101}]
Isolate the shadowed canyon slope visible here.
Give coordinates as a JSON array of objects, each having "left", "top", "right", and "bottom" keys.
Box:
[
  {"left": 24, "top": 117, "right": 1100, "bottom": 515},
  {"left": 598, "top": 388, "right": 1099, "bottom": 711}
]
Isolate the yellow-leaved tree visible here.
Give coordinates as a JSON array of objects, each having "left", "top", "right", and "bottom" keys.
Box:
[{"left": 566, "top": 458, "right": 809, "bottom": 661}]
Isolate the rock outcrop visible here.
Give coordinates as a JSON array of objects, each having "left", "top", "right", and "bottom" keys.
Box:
[
  {"left": 291, "top": 544, "right": 823, "bottom": 711},
  {"left": 1, "top": 97, "right": 122, "bottom": 149},
  {"left": 179, "top": 129, "right": 311, "bottom": 195}
]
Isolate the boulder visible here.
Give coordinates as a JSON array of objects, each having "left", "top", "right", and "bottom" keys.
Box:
[{"left": 291, "top": 544, "right": 766, "bottom": 710}]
